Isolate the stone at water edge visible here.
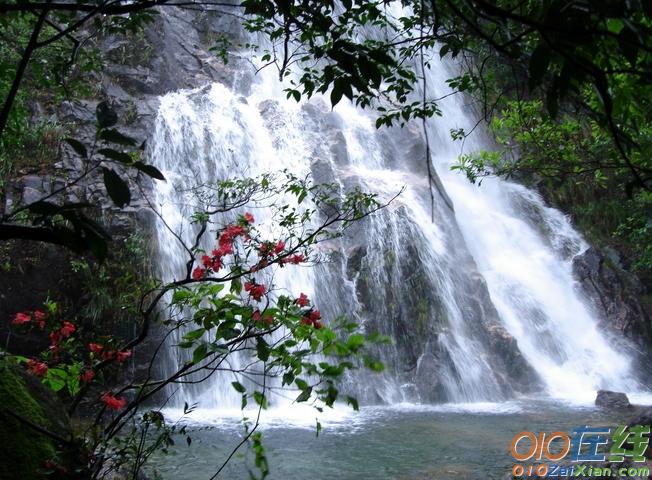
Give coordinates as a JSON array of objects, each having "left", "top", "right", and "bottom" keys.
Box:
[{"left": 595, "top": 390, "right": 633, "bottom": 409}]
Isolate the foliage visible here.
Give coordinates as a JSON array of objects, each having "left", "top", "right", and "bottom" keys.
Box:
[
  {"left": 4, "top": 174, "right": 388, "bottom": 479},
  {"left": 0, "top": 103, "right": 165, "bottom": 257},
  {"left": 0, "top": 12, "right": 100, "bottom": 190}
]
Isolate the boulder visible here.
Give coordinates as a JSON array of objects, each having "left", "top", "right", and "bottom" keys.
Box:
[{"left": 595, "top": 389, "right": 632, "bottom": 409}]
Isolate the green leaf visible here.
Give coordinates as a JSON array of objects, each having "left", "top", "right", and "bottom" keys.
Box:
[
  {"left": 330, "top": 81, "right": 343, "bottom": 106},
  {"left": 98, "top": 148, "right": 133, "bottom": 164},
  {"left": 99, "top": 128, "right": 137, "bottom": 146},
  {"left": 295, "top": 387, "right": 312, "bottom": 403},
  {"left": 295, "top": 378, "right": 309, "bottom": 390},
  {"left": 96, "top": 101, "right": 118, "bottom": 128},
  {"left": 44, "top": 368, "right": 67, "bottom": 392},
  {"left": 231, "top": 381, "right": 246, "bottom": 393},
  {"left": 102, "top": 167, "right": 131, "bottom": 207},
  {"left": 172, "top": 289, "right": 193, "bottom": 304},
  {"left": 256, "top": 336, "right": 270, "bottom": 362},
  {"left": 346, "top": 333, "right": 365, "bottom": 350},
  {"left": 133, "top": 162, "right": 166, "bottom": 181},
  {"left": 64, "top": 138, "right": 87, "bottom": 158},
  {"left": 253, "top": 391, "right": 268, "bottom": 408},
  {"left": 183, "top": 328, "right": 206, "bottom": 342},
  {"left": 231, "top": 278, "right": 242, "bottom": 295},
  {"left": 345, "top": 395, "right": 359, "bottom": 411},
  {"left": 606, "top": 18, "right": 625, "bottom": 34},
  {"left": 192, "top": 343, "right": 208, "bottom": 364},
  {"left": 282, "top": 372, "right": 294, "bottom": 386}
]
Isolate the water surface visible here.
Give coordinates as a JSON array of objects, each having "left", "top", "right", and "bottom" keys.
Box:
[{"left": 150, "top": 400, "right": 642, "bottom": 479}]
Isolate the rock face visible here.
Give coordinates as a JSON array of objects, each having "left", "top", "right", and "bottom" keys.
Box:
[
  {"left": 595, "top": 389, "right": 632, "bottom": 409},
  {"left": 573, "top": 247, "right": 652, "bottom": 371},
  {"left": 574, "top": 248, "right": 650, "bottom": 341}
]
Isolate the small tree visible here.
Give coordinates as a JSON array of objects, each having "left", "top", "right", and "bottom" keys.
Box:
[{"left": 5, "top": 172, "right": 389, "bottom": 479}]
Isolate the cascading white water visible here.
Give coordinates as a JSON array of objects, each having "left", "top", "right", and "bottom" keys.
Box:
[{"left": 148, "top": 40, "right": 644, "bottom": 411}]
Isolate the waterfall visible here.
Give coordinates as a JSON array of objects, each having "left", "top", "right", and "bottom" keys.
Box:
[{"left": 148, "top": 44, "right": 643, "bottom": 411}]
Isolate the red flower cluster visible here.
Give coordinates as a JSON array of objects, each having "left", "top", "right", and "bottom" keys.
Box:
[
  {"left": 252, "top": 309, "right": 273, "bottom": 326},
  {"left": 60, "top": 321, "right": 76, "bottom": 338},
  {"left": 282, "top": 253, "right": 305, "bottom": 265},
  {"left": 80, "top": 370, "right": 95, "bottom": 383},
  {"left": 193, "top": 220, "right": 252, "bottom": 280},
  {"left": 300, "top": 309, "right": 322, "bottom": 329},
  {"left": 26, "top": 359, "right": 48, "bottom": 377},
  {"left": 89, "top": 343, "right": 131, "bottom": 363},
  {"left": 295, "top": 293, "right": 309, "bottom": 307},
  {"left": 259, "top": 239, "right": 285, "bottom": 257},
  {"left": 48, "top": 320, "right": 76, "bottom": 353},
  {"left": 244, "top": 281, "right": 266, "bottom": 301},
  {"left": 101, "top": 392, "right": 126, "bottom": 411},
  {"left": 12, "top": 310, "right": 47, "bottom": 329}
]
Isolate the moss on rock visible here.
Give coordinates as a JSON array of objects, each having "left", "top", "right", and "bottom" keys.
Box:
[{"left": 0, "top": 360, "right": 61, "bottom": 480}]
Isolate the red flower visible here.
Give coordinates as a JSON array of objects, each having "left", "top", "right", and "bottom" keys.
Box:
[
  {"left": 80, "top": 370, "right": 95, "bottom": 383},
  {"left": 89, "top": 343, "right": 104, "bottom": 354},
  {"left": 295, "top": 293, "right": 309, "bottom": 307},
  {"left": 221, "top": 224, "right": 244, "bottom": 244},
  {"left": 60, "top": 321, "right": 76, "bottom": 338},
  {"left": 244, "top": 281, "right": 266, "bottom": 301},
  {"left": 252, "top": 310, "right": 262, "bottom": 322},
  {"left": 201, "top": 254, "right": 212, "bottom": 267},
  {"left": 101, "top": 392, "right": 126, "bottom": 411},
  {"left": 273, "top": 240, "right": 285, "bottom": 255},
  {"left": 49, "top": 331, "right": 61, "bottom": 345},
  {"left": 192, "top": 267, "right": 204, "bottom": 280},
  {"left": 12, "top": 312, "right": 31, "bottom": 325},
  {"left": 101, "top": 350, "right": 116, "bottom": 361},
  {"left": 283, "top": 253, "right": 305, "bottom": 265},
  {"left": 243, "top": 212, "right": 255, "bottom": 224},
  {"left": 34, "top": 310, "right": 47, "bottom": 329},
  {"left": 263, "top": 315, "right": 274, "bottom": 325},
  {"left": 114, "top": 350, "right": 131, "bottom": 364},
  {"left": 211, "top": 257, "right": 222, "bottom": 271},
  {"left": 300, "top": 310, "right": 323, "bottom": 329},
  {"left": 26, "top": 359, "right": 48, "bottom": 377}
]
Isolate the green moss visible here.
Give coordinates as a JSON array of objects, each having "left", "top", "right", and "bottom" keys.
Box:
[
  {"left": 415, "top": 298, "right": 429, "bottom": 335},
  {"left": 0, "top": 361, "right": 58, "bottom": 480}
]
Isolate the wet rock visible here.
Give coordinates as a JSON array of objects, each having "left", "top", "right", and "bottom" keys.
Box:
[
  {"left": 415, "top": 352, "right": 447, "bottom": 402},
  {"left": 595, "top": 390, "right": 632, "bottom": 409},
  {"left": 574, "top": 248, "right": 650, "bottom": 342}
]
